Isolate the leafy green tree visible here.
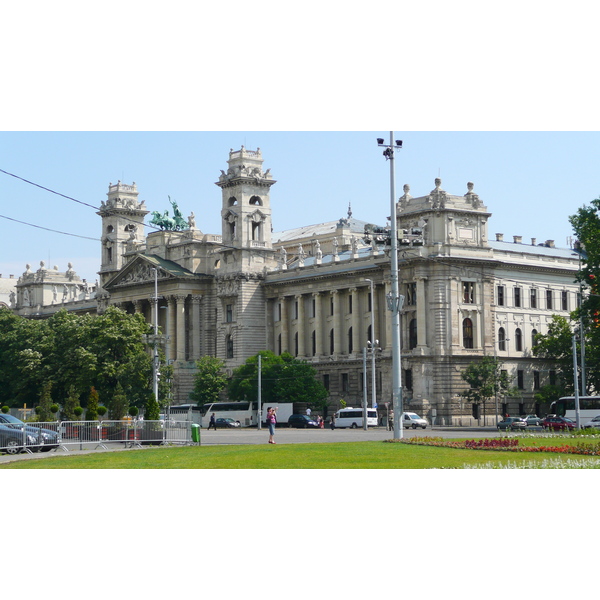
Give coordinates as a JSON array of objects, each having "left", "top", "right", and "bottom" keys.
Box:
[
  {"left": 36, "top": 381, "right": 54, "bottom": 422},
  {"left": 145, "top": 393, "right": 160, "bottom": 421},
  {"left": 62, "top": 385, "right": 81, "bottom": 421},
  {"left": 460, "top": 356, "right": 515, "bottom": 416},
  {"left": 108, "top": 381, "right": 128, "bottom": 420},
  {"left": 569, "top": 199, "right": 600, "bottom": 393},
  {"left": 229, "top": 351, "right": 328, "bottom": 410},
  {"left": 189, "top": 356, "right": 228, "bottom": 407},
  {"left": 86, "top": 386, "right": 100, "bottom": 421},
  {"left": 532, "top": 315, "right": 575, "bottom": 395}
]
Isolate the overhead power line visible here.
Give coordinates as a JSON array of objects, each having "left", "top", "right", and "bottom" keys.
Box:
[{"left": 0, "top": 213, "right": 98, "bottom": 241}]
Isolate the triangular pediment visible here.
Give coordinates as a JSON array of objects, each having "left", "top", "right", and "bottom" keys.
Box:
[{"left": 104, "top": 255, "right": 194, "bottom": 290}]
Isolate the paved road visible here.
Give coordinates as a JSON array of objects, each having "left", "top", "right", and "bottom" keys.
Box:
[{"left": 0, "top": 424, "right": 522, "bottom": 464}]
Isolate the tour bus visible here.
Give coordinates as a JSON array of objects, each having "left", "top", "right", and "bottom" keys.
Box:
[
  {"left": 200, "top": 402, "right": 255, "bottom": 427},
  {"left": 199, "top": 402, "right": 294, "bottom": 428},
  {"left": 549, "top": 396, "right": 600, "bottom": 423},
  {"left": 334, "top": 407, "right": 378, "bottom": 428}
]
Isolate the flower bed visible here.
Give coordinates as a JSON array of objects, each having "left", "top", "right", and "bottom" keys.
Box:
[{"left": 386, "top": 436, "right": 600, "bottom": 457}]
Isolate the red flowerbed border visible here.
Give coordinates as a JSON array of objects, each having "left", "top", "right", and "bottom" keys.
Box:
[{"left": 387, "top": 436, "right": 600, "bottom": 456}]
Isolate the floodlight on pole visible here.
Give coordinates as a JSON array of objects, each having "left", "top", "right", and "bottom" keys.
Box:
[{"left": 378, "top": 133, "right": 404, "bottom": 439}]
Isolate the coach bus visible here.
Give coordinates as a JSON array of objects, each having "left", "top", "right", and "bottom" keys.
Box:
[{"left": 549, "top": 396, "right": 600, "bottom": 423}]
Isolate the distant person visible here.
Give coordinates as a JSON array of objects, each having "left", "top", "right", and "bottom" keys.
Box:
[
  {"left": 306, "top": 407, "right": 311, "bottom": 417},
  {"left": 330, "top": 414, "right": 336, "bottom": 430},
  {"left": 207, "top": 413, "right": 217, "bottom": 431},
  {"left": 266, "top": 407, "right": 278, "bottom": 444}
]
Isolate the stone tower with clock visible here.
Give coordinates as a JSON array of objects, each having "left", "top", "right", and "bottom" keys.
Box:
[{"left": 214, "top": 147, "right": 278, "bottom": 369}]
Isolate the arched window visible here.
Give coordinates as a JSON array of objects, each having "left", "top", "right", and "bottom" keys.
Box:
[
  {"left": 409, "top": 318, "right": 418, "bottom": 349},
  {"left": 249, "top": 195, "right": 262, "bottom": 206},
  {"left": 515, "top": 328, "right": 523, "bottom": 351},
  {"left": 532, "top": 329, "right": 538, "bottom": 347},
  {"left": 463, "top": 318, "right": 474, "bottom": 349},
  {"left": 498, "top": 327, "right": 506, "bottom": 351},
  {"left": 228, "top": 197, "right": 238, "bottom": 207},
  {"left": 348, "top": 327, "right": 353, "bottom": 354}
]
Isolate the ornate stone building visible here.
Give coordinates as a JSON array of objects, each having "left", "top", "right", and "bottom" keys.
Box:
[{"left": 10, "top": 147, "right": 581, "bottom": 423}]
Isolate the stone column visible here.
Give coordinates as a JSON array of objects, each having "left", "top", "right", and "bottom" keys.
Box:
[
  {"left": 313, "top": 292, "right": 322, "bottom": 356},
  {"left": 132, "top": 300, "right": 143, "bottom": 314},
  {"left": 167, "top": 296, "right": 176, "bottom": 362},
  {"left": 175, "top": 294, "right": 187, "bottom": 361},
  {"left": 416, "top": 276, "right": 428, "bottom": 348},
  {"left": 191, "top": 295, "right": 202, "bottom": 360},
  {"left": 296, "top": 294, "right": 306, "bottom": 357},
  {"left": 350, "top": 287, "right": 361, "bottom": 354},
  {"left": 279, "top": 296, "right": 289, "bottom": 354},
  {"left": 332, "top": 290, "right": 340, "bottom": 355}
]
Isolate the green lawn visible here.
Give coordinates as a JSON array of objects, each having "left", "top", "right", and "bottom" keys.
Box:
[{"left": 3, "top": 438, "right": 600, "bottom": 469}]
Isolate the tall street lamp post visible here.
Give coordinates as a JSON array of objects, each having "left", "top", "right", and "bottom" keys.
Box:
[{"left": 378, "top": 133, "right": 404, "bottom": 439}]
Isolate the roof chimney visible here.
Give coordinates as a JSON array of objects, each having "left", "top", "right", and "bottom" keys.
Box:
[
  {"left": 531, "top": 238, "right": 536, "bottom": 246},
  {"left": 495, "top": 233, "right": 504, "bottom": 242},
  {"left": 545, "top": 240, "right": 555, "bottom": 248},
  {"left": 513, "top": 235, "right": 522, "bottom": 244}
]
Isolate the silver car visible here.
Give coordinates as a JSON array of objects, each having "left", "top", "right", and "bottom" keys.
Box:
[
  {"left": 583, "top": 415, "right": 600, "bottom": 429},
  {"left": 402, "top": 412, "right": 428, "bottom": 429}
]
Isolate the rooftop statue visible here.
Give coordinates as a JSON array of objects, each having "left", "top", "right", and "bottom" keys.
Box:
[{"left": 150, "top": 196, "right": 189, "bottom": 231}]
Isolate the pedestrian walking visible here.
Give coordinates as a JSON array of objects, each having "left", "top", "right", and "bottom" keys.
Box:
[
  {"left": 207, "top": 412, "right": 217, "bottom": 431},
  {"left": 266, "top": 406, "right": 278, "bottom": 444},
  {"left": 330, "top": 414, "right": 336, "bottom": 430}
]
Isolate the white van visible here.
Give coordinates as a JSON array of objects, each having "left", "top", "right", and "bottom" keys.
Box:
[
  {"left": 334, "top": 407, "right": 378, "bottom": 428},
  {"left": 402, "top": 412, "right": 428, "bottom": 429}
]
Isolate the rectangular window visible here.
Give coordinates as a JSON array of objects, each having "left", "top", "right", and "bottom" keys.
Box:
[
  {"left": 294, "top": 300, "right": 298, "bottom": 320},
  {"left": 514, "top": 287, "right": 521, "bottom": 308},
  {"left": 226, "top": 304, "right": 233, "bottom": 323},
  {"left": 323, "top": 374, "right": 330, "bottom": 391},
  {"left": 367, "top": 291, "right": 372, "bottom": 312},
  {"left": 348, "top": 294, "right": 353, "bottom": 314},
  {"left": 341, "top": 373, "right": 349, "bottom": 393},
  {"left": 546, "top": 289, "right": 553, "bottom": 310},
  {"left": 497, "top": 285, "right": 505, "bottom": 306},
  {"left": 277, "top": 302, "right": 282, "bottom": 322},
  {"left": 405, "top": 369, "right": 413, "bottom": 391},
  {"left": 533, "top": 370, "right": 540, "bottom": 390},
  {"left": 530, "top": 288, "right": 537, "bottom": 309},
  {"left": 549, "top": 370, "right": 556, "bottom": 386},
  {"left": 517, "top": 370, "right": 524, "bottom": 389},
  {"left": 562, "top": 290, "right": 568, "bottom": 311},
  {"left": 463, "top": 281, "right": 475, "bottom": 304},
  {"left": 312, "top": 298, "right": 316, "bottom": 318},
  {"left": 406, "top": 282, "right": 417, "bottom": 306},
  {"left": 330, "top": 296, "right": 334, "bottom": 316}
]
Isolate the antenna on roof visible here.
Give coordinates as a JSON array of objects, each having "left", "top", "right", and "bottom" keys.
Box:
[{"left": 348, "top": 203, "right": 352, "bottom": 219}]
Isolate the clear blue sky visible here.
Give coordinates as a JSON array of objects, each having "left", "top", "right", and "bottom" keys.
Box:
[{"left": 1, "top": 131, "right": 598, "bottom": 282}]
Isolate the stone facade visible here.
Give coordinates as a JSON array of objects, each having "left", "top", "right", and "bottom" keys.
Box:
[{"left": 10, "top": 147, "right": 581, "bottom": 423}]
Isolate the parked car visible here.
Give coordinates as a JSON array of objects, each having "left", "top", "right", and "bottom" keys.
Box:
[
  {"left": 542, "top": 415, "right": 576, "bottom": 431},
  {"left": 497, "top": 417, "right": 528, "bottom": 431},
  {"left": 0, "top": 413, "right": 59, "bottom": 452},
  {"left": 215, "top": 417, "right": 241, "bottom": 428},
  {"left": 521, "top": 414, "right": 542, "bottom": 426},
  {"left": 0, "top": 423, "right": 39, "bottom": 455},
  {"left": 583, "top": 415, "right": 600, "bottom": 429},
  {"left": 402, "top": 412, "right": 428, "bottom": 429},
  {"left": 288, "top": 414, "right": 319, "bottom": 428}
]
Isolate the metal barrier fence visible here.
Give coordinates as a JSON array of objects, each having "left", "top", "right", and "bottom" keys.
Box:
[{"left": 0, "top": 420, "right": 194, "bottom": 456}]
